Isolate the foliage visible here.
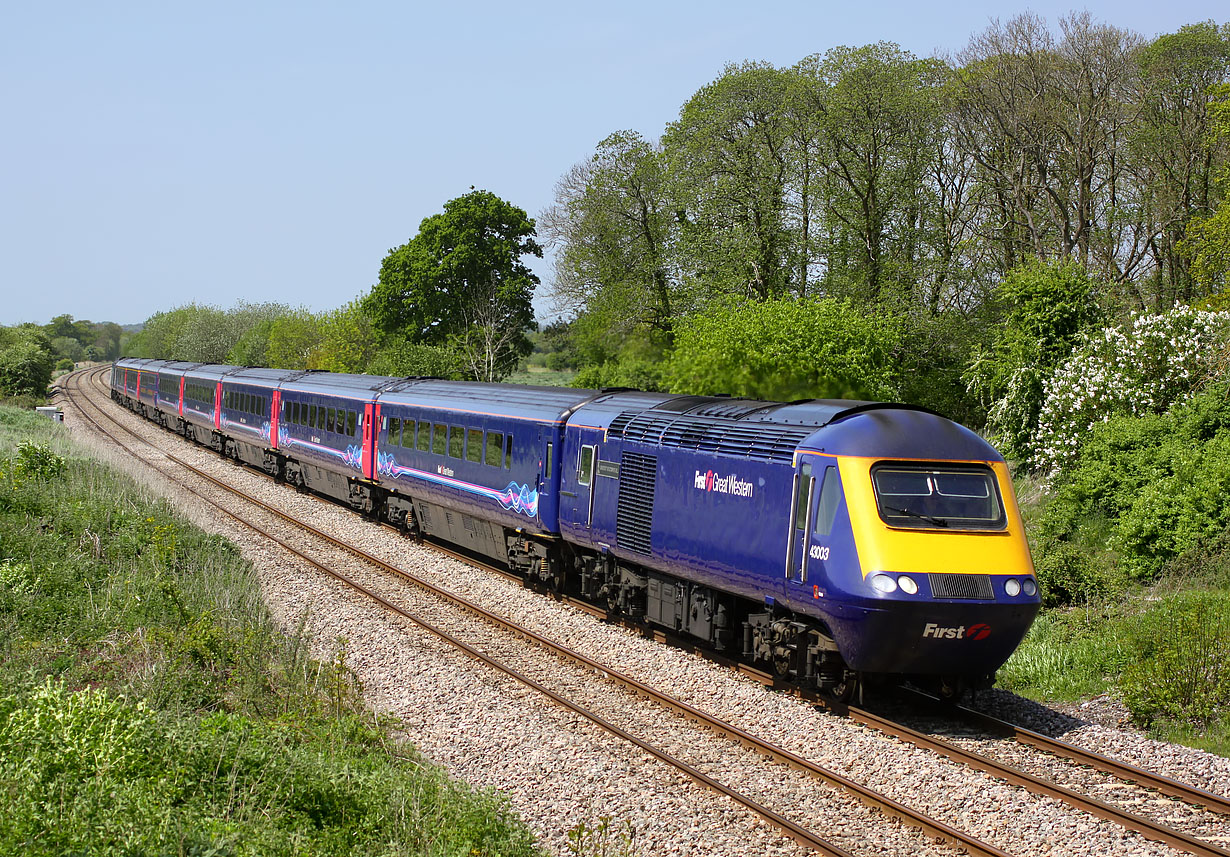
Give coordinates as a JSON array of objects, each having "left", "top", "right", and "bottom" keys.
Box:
[
  {"left": 542, "top": 131, "right": 677, "bottom": 347},
  {"left": 126, "top": 302, "right": 292, "bottom": 363},
  {"left": 1033, "top": 380, "right": 1230, "bottom": 585},
  {"left": 667, "top": 297, "right": 904, "bottom": 400},
  {"left": 1032, "top": 305, "right": 1230, "bottom": 474},
  {"left": 1120, "top": 597, "right": 1230, "bottom": 727},
  {"left": 999, "top": 587, "right": 1230, "bottom": 739},
  {"left": 964, "top": 259, "right": 1105, "bottom": 461},
  {"left": 1180, "top": 81, "right": 1230, "bottom": 297},
  {"left": 0, "top": 325, "right": 55, "bottom": 398},
  {"left": 11, "top": 440, "right": 66, "bottom": 481},
  {"left": 363, "top": 189, "right": 539, "bottom": 377},
  {"left": 0, "top": 409, "right": 541, "bottom": 856},
  {"left": 364, "top": 336, "right": 466, "bottom": 379}
]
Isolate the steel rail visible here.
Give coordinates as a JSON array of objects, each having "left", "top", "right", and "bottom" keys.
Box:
[
  {"left": 895, "top": 686, "right": 1230, "bottom": 817},
  {"left": 74, "top": 366, "right": 1230, "bottom": 857},
  {"left": 66, "top": 368, "right": 863, "bottom": 857}
]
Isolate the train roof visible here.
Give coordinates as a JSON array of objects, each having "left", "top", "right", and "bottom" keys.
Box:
[
  {"left": 375, "top": 379, "right": 603, "bottom": 424},
  {"left": 572, "top": 392, "right": 1000, "bottom": 464}
]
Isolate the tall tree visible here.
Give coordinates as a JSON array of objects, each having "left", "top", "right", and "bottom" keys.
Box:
[
  {"left": 541, "top": 131, "right": 676, "bottom": 346},
  {"left": 1130, "top": 23, "right": 1230, "bottom": 307},
  {"left": 363, "top": 190, "right": 539, "bottom": 377},
  {"left": 663, "top": 62, "right": 798, "bottom": 301},
  {"left": 795, "top": 44, "right": 947, "bottom": 303}
]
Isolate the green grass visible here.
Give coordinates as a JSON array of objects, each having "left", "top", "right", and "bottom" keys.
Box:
[
  {"left": 999, "top": 586, "right": 1230, "bottom": 756},
  {"left": 0, "top": 405, "right": 542, "bottom": 856}
]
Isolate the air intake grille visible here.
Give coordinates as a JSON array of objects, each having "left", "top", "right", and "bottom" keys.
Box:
[
  {"left": 929, "top": 573, "right": 994, "bottom": 600},
  {"left": 607, "top": 411, "right": 810, "bottom": 464},
  {"left": 617, "top": 452, "right": 657, "bottom": 555}
]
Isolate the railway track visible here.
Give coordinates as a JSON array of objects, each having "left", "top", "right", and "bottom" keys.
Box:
[{"left": 60, "top": 366, "right": 1230, "bottom": 857}]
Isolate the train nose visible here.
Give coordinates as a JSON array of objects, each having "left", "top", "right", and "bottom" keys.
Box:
[{"left": 830, "top": 599, "right": 1041, "bottom": 675}]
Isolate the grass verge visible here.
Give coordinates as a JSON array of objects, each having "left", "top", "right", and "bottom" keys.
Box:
[{"left": 0, "top": 404, "right": 541, "bottom": 856}]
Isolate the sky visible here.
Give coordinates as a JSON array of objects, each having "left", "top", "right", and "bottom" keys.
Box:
[{"left": 0, "top": 1, "right": 1222, "bottom": 327}]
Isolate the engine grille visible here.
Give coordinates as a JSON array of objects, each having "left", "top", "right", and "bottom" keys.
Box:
[
  {"left": 929, "top": 573, "right": 994, "bottom": 600},
  {"left": 616, "top": 452, "right": 657, "bottom": 555}
]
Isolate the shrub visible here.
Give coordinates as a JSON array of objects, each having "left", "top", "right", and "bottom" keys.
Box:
[
  {"left": 667, "top": 296, "right": 903, "bottom": 401},
  {"left": 1032, "top": 543, "right": 1110, "bottom": 607},
  {"left": 1120, "top": 597, "right": 1230, "bottom": 727},
  {"left": 12, "top": 439, "right": 67, "bottom": 481},
  {"left": 1032, "top": 305, "right": 1230, "bottom": 474}
]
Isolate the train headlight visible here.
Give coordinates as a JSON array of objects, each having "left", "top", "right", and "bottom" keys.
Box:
[
  {"left": 897, "top": 575, "right": 918, "bottom": 595},
  {"left": 870, "top": 574, "right": 898, "bottom": 594},
  {"left": 1023, "top": 578, "right": 1037, "bottom": 597},
  {"left": 1004, "top": 578, "right": 1022, "bottom": 597}
]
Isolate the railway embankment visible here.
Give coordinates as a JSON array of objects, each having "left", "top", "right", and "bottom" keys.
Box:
[{"left": 0, "top": 405, "right": 539, "bottom": 856}]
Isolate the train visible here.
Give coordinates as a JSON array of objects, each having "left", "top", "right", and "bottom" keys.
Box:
[{"left": 110, "top": 358, "right": 1040, "bottom": 698}]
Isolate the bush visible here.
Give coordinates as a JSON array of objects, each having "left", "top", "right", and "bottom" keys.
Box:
[
  {"left": 1036, "top": 382, "right": 1230, "bottom": 583},
  {"left": 1033, "top": 543, "right": 1111, "bottom": 607},
  {"left": 1032, "top": 305, "right": 1230, "bottom": 474},
  {"left": 1120, "top": 597, "right": 1230, "bottom": 727},
  {"left": 667, "top": 296, "right": 903, "bottom": 401}
]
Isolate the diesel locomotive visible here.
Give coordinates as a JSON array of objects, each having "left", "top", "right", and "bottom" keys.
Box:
[{"left": 111, "top": 358, "right": 1040, "bottom": 697}]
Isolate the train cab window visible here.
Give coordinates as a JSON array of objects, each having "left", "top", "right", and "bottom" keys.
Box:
[
  {"left": 505, "top": 435, "right": 512, "bottom": 469},
  {"left": 466, "top": 429, "right": 483, "bottom": 463},
  {"left": 449, "top": 426, "right": 464, "bottom": 458},
  {"left": 813, "top": 467, "right": 840, "bottom": 537},
  {"left": 432, "top": 423, "right": 446, "bottom": 454},
  {"left": 794, "top": 461, "right": 813, "bottom": 531},
  {"left": 871, "top": 465, "right": 1006, "bottom": 530},
  {"left": 578, "top": 445, "right": 594, "bottom": 486},
  {"left": 485, "top": 431, "right": 503, "bottom": 467},
  {"left": 417, "top": 422, "right": 430, "bottom": 452}
]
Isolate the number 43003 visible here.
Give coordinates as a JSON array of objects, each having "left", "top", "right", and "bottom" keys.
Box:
[{"left": 809, "top": 545, "right": 831, "bottom": 561}]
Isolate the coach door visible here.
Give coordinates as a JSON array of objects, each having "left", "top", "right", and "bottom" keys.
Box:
[
  {"left": 361, "top": 403, "right": 378, "bottom": 480},
  {"left": 787, "top": 460, "right": 814, "bottom": 584}
]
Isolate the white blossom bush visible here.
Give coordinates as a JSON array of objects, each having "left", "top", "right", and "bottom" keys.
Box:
[{"left": 1032, "top": 305, "right": 1230, "bottom": 475}]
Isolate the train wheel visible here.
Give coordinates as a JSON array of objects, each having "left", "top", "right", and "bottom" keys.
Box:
[{"left": 828, "top": 673, "right": 859, "bottom": 703}]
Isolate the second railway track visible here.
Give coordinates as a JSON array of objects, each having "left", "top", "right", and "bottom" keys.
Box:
[{"left": 57, "top": 368, "right": 1230, "bottom": 855}]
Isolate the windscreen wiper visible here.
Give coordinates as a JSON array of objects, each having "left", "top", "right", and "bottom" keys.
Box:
[{"left": 884, "top": 505, "right": 949, "bottom": 528}]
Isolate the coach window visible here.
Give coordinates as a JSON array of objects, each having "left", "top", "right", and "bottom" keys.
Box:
[
  {"left": 432, "top": 423, "right": 446, "bottom": 454},
  {"left": 814, "top": 467, "right": 840, "bottom": 537},
  {"left": 467, "top": 429, "right": 483, "bottom": 463},
  {"left": 417, "top": 421, "right": 430, "bottom": 451},
  {"left": 578, "top": 445, "right": 594, "bottom": 486},
  {"left": 505, "top": 435, "right": 512, "bottom": 469},
  {"left": 485, "top": 431, "right": 502, "bottom": 467},
  {"left": 389, "top": 417, "right": 401, "bottom": 446},
  {"left": 449, "top": 426, "right": 464, "bottom": 458},
  {"left": 346, "top": 410, "right": 356, "bottom": 436},
  {"left": 545, "top": 443, "right": 553, "bottom": 479}
]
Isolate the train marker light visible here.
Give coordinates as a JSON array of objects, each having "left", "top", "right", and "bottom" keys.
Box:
[{"left": 1004, "top": 578, "right": 1022, "bottom": 597}]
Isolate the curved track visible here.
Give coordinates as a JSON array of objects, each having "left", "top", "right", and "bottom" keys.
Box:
[{"left": 62, "top": 366, "right": 1230, "bottom": 857}]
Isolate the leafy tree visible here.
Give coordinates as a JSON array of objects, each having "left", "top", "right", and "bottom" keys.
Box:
[
  {"left": 542, "top": 131, "right": 677, "bottom": 347},
  {"left": 363, "top": 190, "right": 539, "bottom": 376},
  {"left": 313, "top": 300, "right": 381, "bottom": 373},
  {"left": 1130, "top": 23, "right": 1230, "bottom": 306},
  {"left": 1181, "top": 81, "right": 1230, "bottom": 297},
  {"left": 668, "top": 297, "right": 904, "bottom": 401},
  {"left": 795, "top": 44, "right": 947, "bottom": 302},
  {"left": 0, "top": 326, "right": 55, "bottom": 397},
  {"left": 663, "top": 62, "right": 798, "bottom": 301}
]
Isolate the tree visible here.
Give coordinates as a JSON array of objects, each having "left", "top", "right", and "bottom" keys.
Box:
[
  {"left": 542, "top": 131, "right": 677, "bottom": 346},
  {"left": 1128, "top": 23, "right": 1230, "bottom": 306},
  {"left": 0, "top": 326, "right": 55, "bottom": 397},
  {"left": 795, "top": 44, "right": 948, "bottom": 303},
  {"left": 363, "top": 190, "right": 539, "bottom": 369},
  {"left": 663, "top": 62, "right": 798, "bottom": 301}
]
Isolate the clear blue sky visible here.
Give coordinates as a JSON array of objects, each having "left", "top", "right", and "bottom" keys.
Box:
[{"left": 0, "top": 1, "right": 1220, "bottom": 326}]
